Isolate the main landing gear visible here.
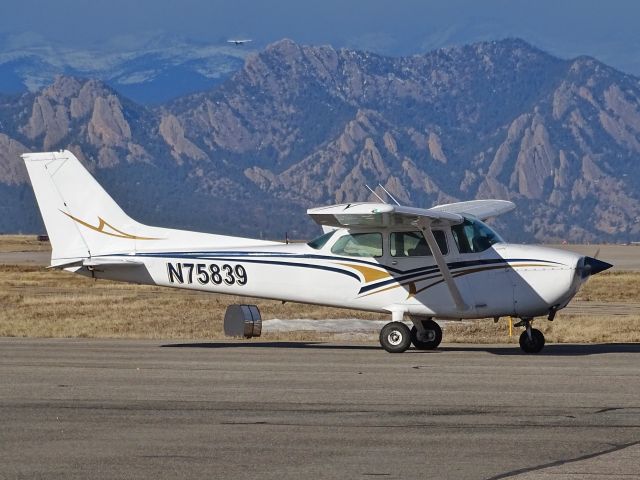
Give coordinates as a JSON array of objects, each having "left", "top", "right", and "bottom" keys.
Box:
[
  {"left": 379, "top": 322, "right": 411, "bottom": 353},
  {"left": 379, "top": 317, "right": 442, "bottom": 353},
  {"left": 515, "top": 318, "right": 545, "bottom": 354}
]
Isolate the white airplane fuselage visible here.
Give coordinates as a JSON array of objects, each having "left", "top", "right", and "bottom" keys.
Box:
[{"left": 74, "top": 230, "right": 585, "bottom": 321}]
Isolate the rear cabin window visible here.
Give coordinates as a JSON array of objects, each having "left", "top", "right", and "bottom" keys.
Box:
[
  {"left": 331, "top": 232, "right": 383, "bottom": 257},
  {"left": 390, "top": 231, "right": 448, "bottom": 257},
  {"left": 307, "top": 230, "right": 336, "bottom": 250},
  {"left": 451, "top": 218, "right": 503, "bottom": 254}
]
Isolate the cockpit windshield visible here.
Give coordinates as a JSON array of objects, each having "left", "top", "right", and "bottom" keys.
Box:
[
  {"left": 451, "top": 217, "right": 504, "bottom": 254},
  {"left": 307, "top": 230, "right": 336, "bottom": 250}
]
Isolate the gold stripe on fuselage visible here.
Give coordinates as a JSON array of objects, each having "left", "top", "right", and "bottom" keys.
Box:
[
  {"left": 336, "top": 263, "right": 391, "bottom": 283},
  {"left": 358, "top": 262, "right": 557, "bottom": 298}
]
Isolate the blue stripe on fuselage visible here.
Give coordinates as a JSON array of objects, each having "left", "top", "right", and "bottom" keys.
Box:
[{"left": 98, "top": 252, "right": 563, "bottom": 293}]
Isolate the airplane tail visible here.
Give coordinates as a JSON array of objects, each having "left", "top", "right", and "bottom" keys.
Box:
[
  {"left": 23, "top": 150, "right": 277, "bottom": 267},
  {"left": 22, "top": 150, "right": 153, "bottom": 265}
]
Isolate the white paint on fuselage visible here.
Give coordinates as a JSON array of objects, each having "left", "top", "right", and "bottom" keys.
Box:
[{"left": 80, "top": 227, "right": 585, "bottom": 322}]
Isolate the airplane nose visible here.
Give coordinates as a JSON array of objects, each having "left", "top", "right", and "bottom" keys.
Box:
[{"left": 578, "top": 256, "right": 613, "bottom": 278}]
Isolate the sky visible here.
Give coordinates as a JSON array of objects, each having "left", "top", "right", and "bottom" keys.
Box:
[{"left": 1, "top": 0, "right": 640, "bottom": 75}]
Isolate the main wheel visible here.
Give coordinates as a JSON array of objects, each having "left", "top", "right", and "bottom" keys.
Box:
[
  {"left": 410, "top": 320, "right": 443, "bottom": 350},
  {"left": 379, "top": 322, "right": 412, "bottom": 353},
  {"left": 519, "top": 328, "right": 545, "bottom": 354}
]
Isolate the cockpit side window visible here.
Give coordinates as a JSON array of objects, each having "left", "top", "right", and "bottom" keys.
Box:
[
  {"left": 331, "top": 232, "right": 383, "bottom": 257},
  {"left": 451, "top": 218, "right": 503, "bottom": 254},
  {"left": 390, "top": 230, "right": 448, "bottom": 257}
]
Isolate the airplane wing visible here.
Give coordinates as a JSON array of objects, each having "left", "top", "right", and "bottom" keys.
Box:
[
  {"left": 430, "top": 199, "right": 515, "bottom": 220},
  {"left": 307, "top": 203, "right": 463, "bottom": 229},
  {"left": 308, "top": 203, "right": 467, "bottom": 310}
]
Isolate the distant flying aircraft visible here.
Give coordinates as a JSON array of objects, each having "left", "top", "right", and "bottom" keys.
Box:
[
  {"left": 23, "top": 151, "right": 612, "bottom": 353},
  {"left": 227, "top": 39, "right": 252, "bottom": 45}
]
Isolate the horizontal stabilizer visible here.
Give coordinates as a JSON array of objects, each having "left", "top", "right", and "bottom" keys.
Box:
[
  {"left": 50, "top": 258, "right": 145, "bottom": 269},
  {"left": 83, "top": 258, "right": 145, "bottom": 268}
]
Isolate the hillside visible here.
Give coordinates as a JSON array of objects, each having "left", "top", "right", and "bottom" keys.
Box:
[
  {"left": 0, "top": 37, "right": 246, "bottom": 103},
  {"left": 1, "top": 38, "right": 639, "bottom": 242}
]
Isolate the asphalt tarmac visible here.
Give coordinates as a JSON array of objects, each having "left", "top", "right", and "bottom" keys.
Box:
[{"left": 1, "top": 339, "right": 639, "bottom": 479}]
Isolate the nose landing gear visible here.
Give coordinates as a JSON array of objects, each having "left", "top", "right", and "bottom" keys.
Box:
[{"left": 515, "top": 318, "right": 545, "bottom": 354}]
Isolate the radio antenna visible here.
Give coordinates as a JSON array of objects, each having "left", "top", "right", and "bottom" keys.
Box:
[
  {"left": 365, "top": 184, "right": 387, "bottom": 204},
  {"left": 378, "top": 183, "right": 401, "bottom": 206}
]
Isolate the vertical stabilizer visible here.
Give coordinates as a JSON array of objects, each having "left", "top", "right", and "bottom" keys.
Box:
[{"left": 23, "top": 150, "right": 142, "bottom": 265}]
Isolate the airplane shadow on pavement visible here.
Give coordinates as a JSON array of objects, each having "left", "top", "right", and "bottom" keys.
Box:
[
  {"left": 440, "top": 343, "right": 640, "bottom": 356},
  {"left": 161, "top": 342, "right": 381, "bottom": 350},
  {"left": 161, "top": 342, "right": 640, "bottom": 355}
]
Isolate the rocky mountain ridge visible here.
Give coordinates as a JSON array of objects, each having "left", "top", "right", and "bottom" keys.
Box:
[
  {"left": 1, "top": 38, "right": 639, "bottom": 242},
  {"left": 0, "top": 37, "right": 246, "bottom": 104}
]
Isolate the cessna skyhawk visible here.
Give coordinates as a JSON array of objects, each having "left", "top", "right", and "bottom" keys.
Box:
[{"left": 23, "top": 151, "right": 612, "bottom": 353}]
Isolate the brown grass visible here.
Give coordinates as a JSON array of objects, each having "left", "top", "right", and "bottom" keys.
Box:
[
  {"left": 0, "top": 265, "right": 382, "bottom": 339},
  {"left": 1, "top": 252, "right": 639, "bottom": 344},
  {"left": 0, "top": 235, "right": 50, "bottom": 253},
  {"left": 444, "top": 314, "right": 640, "bottom": 344},
  {"left": 574, "top": 271, "right": 640, "bottom": 303}
]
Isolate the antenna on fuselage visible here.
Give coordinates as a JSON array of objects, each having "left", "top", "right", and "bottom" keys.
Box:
[
  {"left": 365, "top": 184, "right": 387, "bottom": 204},
  {"left": 378, "top": 183, "right": 401, "bottom": 206}
]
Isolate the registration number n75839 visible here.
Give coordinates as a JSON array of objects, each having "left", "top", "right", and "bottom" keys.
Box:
[{"left": 166, "top": 262, "right": 247, "bottom": 286}]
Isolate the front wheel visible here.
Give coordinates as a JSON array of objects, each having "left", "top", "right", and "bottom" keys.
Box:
[
  {"left": 410, "top": 320, "right": 443, "bottom": 350},
  {"left": 519, "top": 328, "right": 545, "bottom": 354},
  {"left": 379, "top": 322, "right": 412, "bottom": 353}
]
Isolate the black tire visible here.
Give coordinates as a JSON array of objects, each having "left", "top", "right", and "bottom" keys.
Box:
[
  {"left": 410, "top": 320, "right": 443, "bottom": 350},
  {"left": 519, "top": 328, "right": 545, "bottom": 354},
  {"left": 379, "top": 322, "right": 412, "bottom": 353}
]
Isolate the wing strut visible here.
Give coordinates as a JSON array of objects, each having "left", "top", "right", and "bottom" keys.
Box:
[{"left": 417, "top": 220, "right": 468, "bottom": 311}]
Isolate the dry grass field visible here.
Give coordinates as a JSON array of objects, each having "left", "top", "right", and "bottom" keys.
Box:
[
  {"left": 0, "top": 264, "right": 385, "bottom": 340},
  {"left": 0, "top": 236, "right": 638, "bottom": 343},
  {"left": 0, "top": 235, "right": 51, "bottom": 253}
]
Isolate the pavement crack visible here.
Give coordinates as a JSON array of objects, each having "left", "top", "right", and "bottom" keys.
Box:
[
  {"left": 594, "top": 406, "right": 626, "bottom": 414},
  {"left": 484, "top": 440, "right": 640, "bottom": 480},
  {"left": 139, "top": 455, "right": 200, "bottom": 459}
]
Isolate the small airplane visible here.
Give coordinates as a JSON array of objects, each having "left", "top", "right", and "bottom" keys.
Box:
[
  {"left": 23, "top": 150, "right": 612, "bottom": 353},
  {"left": 227, "top": 39, "right": 252, "bottom": 46}
]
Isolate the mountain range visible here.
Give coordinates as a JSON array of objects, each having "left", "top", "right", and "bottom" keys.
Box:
[
  {"left": 0, "top": 34, "right": 247, "bottom": 104},
  {"left": 1, "top": 38, "right": 639, "bottom": 242}
]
